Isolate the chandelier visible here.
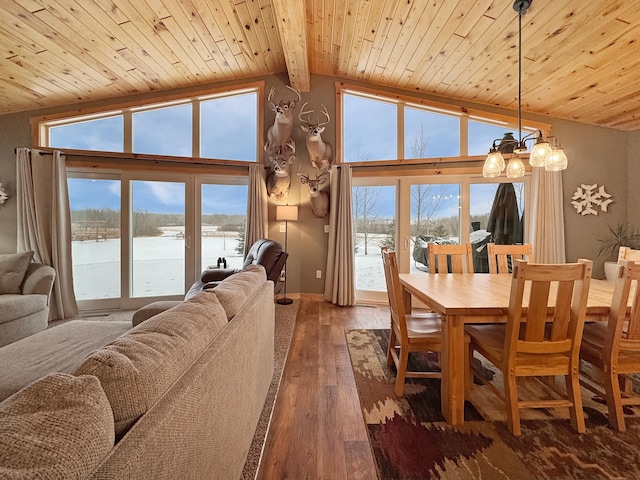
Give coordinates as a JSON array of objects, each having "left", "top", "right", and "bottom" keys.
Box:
[{"left": 482, "top": 0, "right": 568, "bottom": 179}]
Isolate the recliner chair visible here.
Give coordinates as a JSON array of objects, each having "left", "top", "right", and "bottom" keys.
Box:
[{"left": 186, "top": 238, "right": 288, "bottom": 299}]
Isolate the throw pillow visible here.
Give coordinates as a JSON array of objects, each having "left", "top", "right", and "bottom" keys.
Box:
[
  {"left": 73, "top": 291, "right": 228, "bottom": 438},
  {"left": 0, "top": 251, "right": 34, "bottom": 294},
  {"left": 0, "top": 373, "right": 114, "bottom": 480},
  {"left": 211, "top": 264, "right": 266, "bottom": 320}
]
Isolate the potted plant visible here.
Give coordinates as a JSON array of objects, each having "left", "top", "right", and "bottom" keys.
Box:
[{"left": 597, "top": 222, "right": 640, "bottom": 280}]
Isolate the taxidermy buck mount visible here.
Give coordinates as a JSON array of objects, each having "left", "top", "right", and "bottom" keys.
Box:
[
  {"left": 264, "top": 85, "right": 301, "bottom": 157},
  {"left": 299, "top": 102, "right": 334, "bottom": 172},
  {"left": 298, "top": 171, "right": 329, "bottom": 218},
  {"left": 267, "top": 140, "right": 296, "bottom": 200}
]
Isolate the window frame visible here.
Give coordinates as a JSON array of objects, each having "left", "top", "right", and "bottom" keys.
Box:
[
  {"left": 336, "top": 82, "right": 551, "bottom": 169},
  {"left": 33, "top": 81, "right": 264, "bottom": 165}
]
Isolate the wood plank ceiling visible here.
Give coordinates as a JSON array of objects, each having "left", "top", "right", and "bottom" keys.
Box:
[{"left": 1, "top": 1, "right": 640, "bottom": 131}]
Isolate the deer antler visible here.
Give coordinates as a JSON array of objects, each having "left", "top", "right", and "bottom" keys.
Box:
[
  {"left": 285, "top": 139, "right": 296, "bottom": 154},
  {"left": 298, "top": 102, "right": 314, "bottom": 124},
  {"left": 318, "top": 104, "right": 331, "bottom": 127},
  {"left": 267, "top": 87, "right": 276, "bottom": 108},
  {"left": 286, "top": 85, "right": 301, "bottom": 107}
]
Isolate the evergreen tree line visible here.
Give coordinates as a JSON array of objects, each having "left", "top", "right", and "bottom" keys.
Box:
[{"left": 71, "top": 208, "right": 245, "bottom": 238}]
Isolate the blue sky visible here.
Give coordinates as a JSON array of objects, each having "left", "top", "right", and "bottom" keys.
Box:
[{"left": 68, "top": 179, "right": 248, "bottom": 215}]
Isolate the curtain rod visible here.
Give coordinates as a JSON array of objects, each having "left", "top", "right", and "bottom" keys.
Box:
[{"left": 14, "top": 148, "right": 50, "bottom": 155}]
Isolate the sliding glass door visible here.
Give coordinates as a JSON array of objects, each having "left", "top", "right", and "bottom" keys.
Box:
[
  {"left": 68, "top": 170, "right": 247, "bottom": 311},
  {"left": 353, "top": 175, "right": 529, "bottom": 302},
  {"left": 131, "top": 180, "right": 186, "bottom": 298},
  {"left": 68, "top": 176, "right": 121, "bottom": 305}
]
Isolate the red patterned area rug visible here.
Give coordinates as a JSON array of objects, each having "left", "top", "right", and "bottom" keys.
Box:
[{"left": 345, "top": 328, "right": 640, "bottom": 480}]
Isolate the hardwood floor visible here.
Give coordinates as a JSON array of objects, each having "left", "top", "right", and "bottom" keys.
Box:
[{"left": 256, "top": 294, "right": 389, "bottom": 479}]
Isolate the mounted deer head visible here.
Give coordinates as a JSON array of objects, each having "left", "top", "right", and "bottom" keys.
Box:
[
  {"left": 267, "top": 140, "right": 296, "bottom": 200},
  {"left": 298, "top": 171, "right": 330, "bottom": 218},
  {"left": 299, "top": 102, "right": 334, "bottom": 172},
  {"left": 264, "top": 85, "right": 301, "bottom": 157}
]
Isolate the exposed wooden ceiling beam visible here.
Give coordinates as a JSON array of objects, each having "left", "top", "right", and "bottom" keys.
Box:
[{"left": 271, "top": 0, "right": 310, "bottom": 92}]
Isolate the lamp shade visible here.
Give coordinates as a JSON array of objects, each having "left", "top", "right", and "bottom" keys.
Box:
[
  {"left": 545, "top": 148, "right": 568, "bottom": 171},
  {"left": 276, "top": 205, "right": 298, "bottom": 222},
  {"left": 506, "top": 157, "right": 525, "bottom": 178}
]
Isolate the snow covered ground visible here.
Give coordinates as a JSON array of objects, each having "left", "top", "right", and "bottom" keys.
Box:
[{"left": 72, "top": 230, "right": 429, "bottom": 299}]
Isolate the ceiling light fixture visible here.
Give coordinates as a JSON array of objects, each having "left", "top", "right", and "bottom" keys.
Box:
[{"left": 482, "top": 0, "right": 567, "bottom": 178}]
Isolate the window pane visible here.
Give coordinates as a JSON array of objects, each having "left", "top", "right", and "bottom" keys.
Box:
[
  {"left": 69, "top": 178, "right": 121, "bottom": 300},
  {"left": 468, "top": 121, "right": 517, "bottom": 156},
  {"left": 344, "top": 94, "right": 397, "bottom": 162},
  {"left": 410, "top": 183, "right": 461, "bottom": 273},
  {"left": 51, "top": 116, "right": 123, "bottom": 152},
  {"left": 470, "top": 182, "right": 525, "bottom": 272},
  {"left": 131, "top": 180, "right": 185, "bottom": 297},
  {"left": 353, "top": 185, "right": 395, "bottom": 292},
  {"left": 201, "top": 93, "right": 257, "bottom": 161},
  {"left": 405, "top": 107, "right": 459, "bottom": 158},
  {"left": 133, "top": 105, "right": 192, "bottom": 156},
  {"left": 201, "top": 184, "right": 248, "bottom": 271}
]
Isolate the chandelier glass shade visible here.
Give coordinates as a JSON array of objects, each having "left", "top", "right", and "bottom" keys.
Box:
[{"left": 482, "top": 0, "right": 567, "bottom": 178}]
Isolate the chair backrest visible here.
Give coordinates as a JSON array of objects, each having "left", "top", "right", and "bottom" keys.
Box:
[
  {"left": 382, "top": 250, "right": 408, "bottom": 338},
  {"left": 619, "top": 246, "right": 640, "bottom": 262},
  {"left": 243, "top": 239, "right": 288, "bottom": 284},
  {"left": 427, "top": 243, "right": 474, "bottom": 274},
  {"left": 487, "top": 243, "right": 534, "bottom": 274},
  {"left": 606, "top": 260, "right": 640, "bottom": 355},
  {"left": 504, "top": 259, "right": 592, "bottom": 369}
]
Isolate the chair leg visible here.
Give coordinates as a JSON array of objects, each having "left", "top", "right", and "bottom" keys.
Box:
[
  {"left": 604, "top": 372, "right": 626, "bottom": 432},
  {"left": 395, "top": 348, "right": 409, "bottom": 397},
  {"left": 504, "top": 371, "right": 521, "bottom": 436},
  {"left": 465, "top": 345, "right": 473, "bottom": 398},
  {"left": 565, "top": 372, "right": 586, "bottom": 434},
  {"left": 387, "top": 329, "right": 397, "bottom": 368}
]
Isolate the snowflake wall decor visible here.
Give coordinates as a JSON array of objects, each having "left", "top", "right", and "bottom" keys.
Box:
[
  {"left": 571, "top": 183, "right": 612, "bottom": 215},
  {"left": 0, "top": 184, "right": 7, "bottom": 205}
]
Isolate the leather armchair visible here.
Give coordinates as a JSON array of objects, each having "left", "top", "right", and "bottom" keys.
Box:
[{"left": 186, "top": 239, "right": 288, "bottom": 299}]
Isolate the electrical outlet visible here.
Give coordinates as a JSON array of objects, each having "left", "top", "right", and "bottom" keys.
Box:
[
  {"left": 279, "top": 269, "right": 285, "bottom": 282},
  {"left": 316, "top": 270, "right": 322, "bottom": 279},
  {"left": 324, "top": 224, "right": 330, "bottom": 233},
  {"left": 279, "top": 224, "right": 286, "bottom": 233}
]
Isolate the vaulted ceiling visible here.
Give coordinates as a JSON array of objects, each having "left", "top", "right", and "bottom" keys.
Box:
[{"left": 2, "top": 1, "right": 640, "bottom": 130}]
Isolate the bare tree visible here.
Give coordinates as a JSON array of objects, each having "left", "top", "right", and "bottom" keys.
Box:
[
  {"left": 353, "top": 186, "right": 382, "bottom": 255},
  {"left": 409, "top": 123, "right": 448, "bottom": 238}
]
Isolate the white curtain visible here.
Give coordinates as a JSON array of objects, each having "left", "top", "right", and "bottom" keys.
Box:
[
  {"left": 16, "top": 148, "right": 78, "bottom": 320},
  {"left": 528, "top": 168, "right": 566, "bottom": 263},
  {"left": 324, "top": 165, "right": 356, "bottom": 306},
  {"left": 244, "top": 164, "right": 268, "bottom": 255}
]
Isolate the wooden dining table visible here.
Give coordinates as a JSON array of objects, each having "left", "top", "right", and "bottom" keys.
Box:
[{"left": 398, "top": 273, "right": 618, "bottom": 426}]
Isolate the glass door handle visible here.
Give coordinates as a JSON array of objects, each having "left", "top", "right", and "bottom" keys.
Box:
[{"left": 185, "top": 235, "right": 191, "bottom": 249}]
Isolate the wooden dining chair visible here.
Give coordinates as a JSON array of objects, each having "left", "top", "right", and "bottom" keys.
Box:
[
  {"left": 487, "top": 243, "right": 534, "bottom": 274},
  {"left": 427, "top": 243, "right": 474, "bottom": 274},
  {"left": 382, "top": 250, "right": 469, "bottom": 396},
  {"left": 465, "top": 259, "right": 593, "bottom": 436},
  {"left": 619, "top": 246, "right": 640, "bottom": 262},
  {"left": 579, "top": 259, "right": 640, "bottom": 431}
]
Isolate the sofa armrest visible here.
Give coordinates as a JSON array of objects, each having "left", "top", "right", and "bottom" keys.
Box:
[
  {"left": 200, "top": 268, "right": 239, "bottom": 283},
  {"left": 22, "top": 263, "right": 56, "bottom": 302}
]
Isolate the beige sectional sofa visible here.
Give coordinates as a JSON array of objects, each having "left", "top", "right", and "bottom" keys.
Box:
[
  {"left": 0, "top": 251, "right": 56, "bottom": 347},
  {"left": 0, "top": 265, "right": 275, "bottom": 480}
]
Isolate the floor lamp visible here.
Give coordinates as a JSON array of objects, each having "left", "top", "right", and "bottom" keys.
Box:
[{"left": 276, "top": 204, "right": 298, "bottom": 305}]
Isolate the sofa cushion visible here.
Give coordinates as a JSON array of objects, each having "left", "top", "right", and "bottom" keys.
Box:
[
  {"left": 0, "top": 251, "right": 34, "bottom": 294},
  {"left": 0, "top": 373, "right": 114, "bottom": 480},
  {"left": 212, "top": 264, "right": 266, "bottom": 320},
  {"left": 73, "top": 292, "right": 228, "bottom": 437},
  {"left": 0, "top": 294, "right": 47, "bottom": 326}
]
